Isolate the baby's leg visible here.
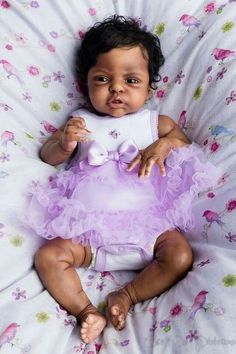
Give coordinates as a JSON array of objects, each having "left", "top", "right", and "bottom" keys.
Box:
[
  {"left": 34, "top": 238, "right": 106, "bottom": 343},
  {"left": 107, "top": 229, "right": 193, "bottom": 330}
]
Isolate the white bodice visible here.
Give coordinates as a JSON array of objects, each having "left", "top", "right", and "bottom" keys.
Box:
[{"left": 71, "top": 108, "right": 159, "bottom": 162}]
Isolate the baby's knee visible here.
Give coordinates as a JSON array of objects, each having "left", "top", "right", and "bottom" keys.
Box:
[
  {"left": 155, "top": 231, "right": 193, "bottom": 276},
  {"left": 34, "top": 240, "right": 69, "bottom": 273},
  {"left": 174, "top": 243, "right": 193, "bottom": 275}
]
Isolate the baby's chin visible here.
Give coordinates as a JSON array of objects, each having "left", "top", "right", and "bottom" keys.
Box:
[{"left": 98, "top": 108, "right": 138, "bottom": 118}]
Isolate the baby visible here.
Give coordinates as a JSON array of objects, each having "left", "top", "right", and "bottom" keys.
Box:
[{"left": 26, "top": 16, "right": 218, "bottom": 343}]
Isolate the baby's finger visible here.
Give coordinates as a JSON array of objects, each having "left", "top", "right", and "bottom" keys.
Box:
[
  {"left": 68, "top": 123, "right": 91, "bottom": 134},
  {"left": 127, "top": 153, "right": 142, "bottom": 172},
  {"left": 78, "top": 136, "right": 90, "bottom": 143},
  {"left": 70, "top": 116, "right": 86, "bottom": 127},
  {"left": 77, "top": 127, "right": 91, "bottom": 135},
  {"left": 156, "top": 159, "right": 166, "bottom": 176},
  {"left": 143, "top": 158, "right": 156, "bottom": 177},
  {"left": 137, "top": 157, "right": 149, "bottom": 177}
]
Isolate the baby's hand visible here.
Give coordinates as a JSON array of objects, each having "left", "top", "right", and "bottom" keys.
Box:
[
  {"left": 60, "top": 117, "right": 91, "bottom": 152},
  {"left": 127, "top": 137, "right": 173, "bottom": 177}
]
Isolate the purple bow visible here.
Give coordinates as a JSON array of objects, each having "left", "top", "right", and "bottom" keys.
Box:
[{"left": 80, "top": 139, "right": 139, "bottom": 169}]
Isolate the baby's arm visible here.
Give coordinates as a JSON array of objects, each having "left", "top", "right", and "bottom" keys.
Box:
[
  {"left": 128, "top": 115, "right": 190, "bottom": 177},
  {"left": 40, "top": 117, "right": 91, "bottom": 165},
  {"left": 158, "top": 115, "right": 190, "bottom": 146}
]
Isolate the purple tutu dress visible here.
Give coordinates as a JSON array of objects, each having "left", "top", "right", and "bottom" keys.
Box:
[{"left": 26, "top": 108, "right": 219, "bottom": 268}]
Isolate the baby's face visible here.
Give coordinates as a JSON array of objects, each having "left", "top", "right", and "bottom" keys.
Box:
[{"left": 87, "top": 46, "right": 151, "bottom": 118}]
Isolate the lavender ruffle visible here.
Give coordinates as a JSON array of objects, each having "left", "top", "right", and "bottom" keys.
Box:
[{"left": 25, "top": 143, "right": 219, "bottom": 249}]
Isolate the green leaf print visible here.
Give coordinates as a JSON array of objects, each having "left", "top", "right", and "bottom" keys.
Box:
[
  {"left": 222, "top": 21, "right": 235, "bottom": 33},
  {"left": 50, "top": 101, "right": 61, "bottom": 112},
  {"left": 154, "top": 23, "right": 165, "bottom": 36},
  {"left": 36, "top": 312, "right": 50, "bottom": 323},
  {"left": 194, "top": 86, "right": 203, "bottom": 100},
  {"left": 10, "top": 234, "right": 24, "bottom": 247},
  {"left": 223, "top": 274, "right": 236, "bottom": 287}
]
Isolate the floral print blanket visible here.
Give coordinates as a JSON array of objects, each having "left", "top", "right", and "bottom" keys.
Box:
[{"left": 0, "top": 1, "right": 236, "bottom": 353}]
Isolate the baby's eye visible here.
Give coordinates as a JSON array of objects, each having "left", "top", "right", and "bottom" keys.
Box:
[
  {"left": 95, "top": 76, "right": 109, "bottom": 83},
  {"left": 126, "top": 78, "right": 139, "bottom": 84}
]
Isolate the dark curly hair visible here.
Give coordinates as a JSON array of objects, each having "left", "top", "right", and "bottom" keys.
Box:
[{"left": 76, "top": 15, "right": 165, "bottom": 98}]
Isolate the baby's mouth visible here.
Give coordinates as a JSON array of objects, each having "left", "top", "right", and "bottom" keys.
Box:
[{"left": 108, "top": 97, "right": 124, "bottom": 107}]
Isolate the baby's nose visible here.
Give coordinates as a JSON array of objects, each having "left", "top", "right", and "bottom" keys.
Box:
[{"left": 109, "top": 81, "right": 124, "bottom": 93}]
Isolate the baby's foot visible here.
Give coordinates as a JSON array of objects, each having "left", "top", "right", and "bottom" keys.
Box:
[
  {"left": 77, "top": 304, "right": 106, "bottom": 344},
  {"left": 107, "top": 289, "right": 132, "bottom": 330}
]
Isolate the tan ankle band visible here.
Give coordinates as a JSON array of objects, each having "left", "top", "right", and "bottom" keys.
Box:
[
  {"left": 123, "top": 283, "right": 139, "bottom": 305},
  {"left": 76, "top": 303, "right": 98, "bottom": 324}
]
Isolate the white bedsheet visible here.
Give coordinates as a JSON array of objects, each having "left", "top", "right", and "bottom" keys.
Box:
[{"left": 0, "top": 1, "right": 236, "bottom": 353}]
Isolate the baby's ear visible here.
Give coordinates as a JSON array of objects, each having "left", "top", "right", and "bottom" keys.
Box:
[{"left": 146, "top": 87, "right": 153, "bottom": 100}]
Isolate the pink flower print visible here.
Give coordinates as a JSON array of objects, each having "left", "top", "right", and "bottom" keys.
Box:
[
  {"left": 5, "top": 44, "right": 13, "bottom": 50},
  {"left": 88, "top": 8, "right": 96, "bottom": 16},
  {"left": 28, "top": 65, "right": 40, "bottom": 76},
  {"left": 156, "top": 89, "right": 165, "bottom": 98},
  {"left": 47, "top": 44, "right": 56, "bottom": 52},
  {"left": 95, "top": 343, "right": 102, "bottom": 352},
  {"left": 163, "top": 76, "right": 169, "bottom": 83},
  {"left": 170, "top": 303, "right": 183, "bottom": 316},
  {"left": 109, "top": 129, "right": 121, "bottom": 139},
  {"left": 148, "top": 307, "right": 157, "bottom": 315},
  {"left": 175, "top": 70, "right": 185, "bottom": 84},
  {"left": 225, "top": 232, "right": 236, "bottom": 242},
  {"left": 207, "top": 192, "right": 215, "bottom": 198},
  {"left": 186, "top": 329, "right": 199, "bottom": 342},
  {"left": 1, "top": 1, "right": 10, "bottom": 8},
  {"left": 207, "top": 75, "right": 212, "bottom": 83},
  {"left": 226, "top": 199, "right": 236, "bottom": 212},
  {"left": 78, "top": 30, "right": 85, "bottom": 39},
  {"left": 53, "top": 71, "right": 65, "bottom": 83},
  {"left": 210, "top": 141, "right": 220, "bottom": 152},
  {"left": 12, "top": 287, "right": 27, "bottom": 300},
  {"left": 204, "top": 2, "right": 216, "bottom": 14}
]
